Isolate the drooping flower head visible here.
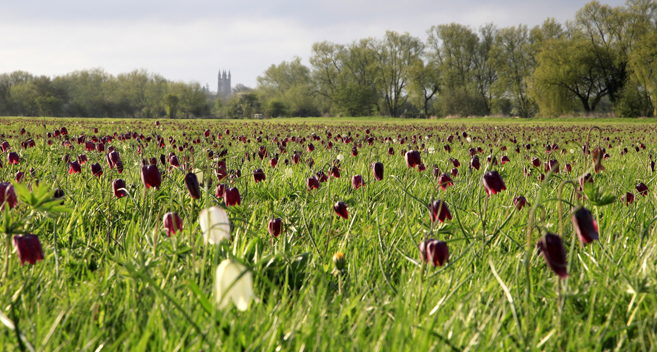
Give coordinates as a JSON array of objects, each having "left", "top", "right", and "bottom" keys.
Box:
[
  {"left": 163, "top": 212, "right": 183, "bottom": 237},
  {"left": 405, "top": 150, "right": 422, "bottom": 168},
  {"left": 419, "top": 239, "right": 449, "bottom": 267},
  {"left": 141, "top": 165, "right": 162, "bottom": 189},
  {"left": 215, "top": 259, "right": 255, "bottom": 311},
  {"left": 91, "top": 163, "right": 103, "bottom": 177},
  {"left": 8, "top": 152, "right": 20, "bottom": 165},
  {"left": 470, "top": 156, "right": 480, "bottom": 170},
  {"left": 592, "top": 146, "right": 605, "bottom": 173},
  {"left": 334, "top": 201, "right": 348, "bottom": 219},
  {"left": 536, "top": 233, "right": 568, "bottom": 279},
  {"left": 544, "top": 160, "right": 559, "bottom": 173},
  {"left": 571, "top": 207, "right": 599, "bottom": 245},
  {"left": 224, "top": 187, "right": 241, "bottom": 206},
  {"left": 437, "top": 173, "right": 453, "bottom": 190},
  {"left": 351, "top": 175, "right": 363, "bottom": 190},
  {"left": 13, "top": 234, "right": 44, "bottom": 266},
  {"left": 112, "top": 179, "right": 128, "bottom": 198},
  {"left": 69, "top": 161, "right": 82, "bottom": 174},
  {"left": 482, "top": 171, "right": 506, "bottom": 196},
  {"left": 372, "top": 162, "right": 384, "bottom": 181},
  {"left": 253, "top": 169, "right": 266, "bottom": 183},
  {"left": 429, "top": 200, "right": 452, "bottom": 223},
  {"left": 513, "top": 195, "right": 527, "bottom": 210},
  {"left": 0, "top": 182, "right": 18, "bottom": 210},
  {"left": 307, "top": 176, "right": 320, "bottom": 190},
  {"left": 268, "top": 218, "right": 282, "bottom": 238},
  {"left": 200, "top": 206, "right": 231, "bottom": 244}
]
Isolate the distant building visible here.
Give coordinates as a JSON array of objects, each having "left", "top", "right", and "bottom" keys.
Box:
[{"left": 218, "top": 70, "right": 232, "bottom": 99}]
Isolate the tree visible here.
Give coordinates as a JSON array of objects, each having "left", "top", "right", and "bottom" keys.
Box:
[
  {"left": 471, "top": 23, "right": 499, "bottom": 114},
  {"left": 226, "top": 92, "right": 260, "bottom": 118},
  {"left": 629, "top": 31, "right": 657, "bottom": 116},
  {"left": 531, "top": 36, "right": 608, "bottom": 114},
  {"left": 257, "top": 57, "right": 319, "bottom": 116},
  {"left": 267, "top": 100, "right": 288, "bottom": 117},
  {"left": 376, "top": 31, "right": 424, "bottom": 117},
  {"left": 310, "top": 38, "right": 380, "bottom": 116},
  {"left": 426, "top": 23, "right": 496, "bottom": 116},
  {"left": 333, "top": 83, "right": 378, "bottom": 117},
  {"left": 213, "top": 98, "right": 225, "bottom": 117},
  {"left": 491, "top": 25, "right": 535, "bottom": 117},
  {"left": 8, "top": 83, "right": 39, "bottom": 116},
  {"left": 163, "top": 94, "right": 179, "bottom": 119},
  {"left": 426, "top": 23, "right": 479, "bottom": 91},
  {"left": 575, "top": 1, "right": 647, "bottom": 104},
  {"left": 407, "top": 59, "right": 440, "bottom": 116},
  {"left": 173, "top": 82, "right": 208, "bottom": 118},
  {"left": 232, "top": 84, "right": 252, "bottom": 94},
  {"left": 63, "top": 68, "right": 111, "bottom": 117},
  {"left": 258, "top": 57, "right": 312, "bottom": 92},
  {"left": 310, "top": 41, "right": 343, "bottom": 103},
  {"left": 337, "top": 38, "right": 381, "bottom": 116},
  {"left": 35, "top": 93, "right": 63, "bottom": 117}
]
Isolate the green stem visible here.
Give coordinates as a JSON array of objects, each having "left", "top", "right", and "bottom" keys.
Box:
[
  {"left": 557, "top": 180, "right": 577, "bottom": 239},
  {"left": 3, "top": 234, "right": 10, "bottom": 281},
  {"left": 54, "top": 218, "right": 59, "bottom": 279}
]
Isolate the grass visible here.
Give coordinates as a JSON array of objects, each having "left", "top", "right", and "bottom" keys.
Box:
[{"left": 0, "top": 116, "right": 656, "bottom": 351}]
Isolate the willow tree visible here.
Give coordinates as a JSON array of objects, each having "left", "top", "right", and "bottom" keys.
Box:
[
  {"left": 629, "top": 31, "right": 657, "bottom": 116},
  {"left": 531, "top": 36, "right": 608, "bottom": 115}
]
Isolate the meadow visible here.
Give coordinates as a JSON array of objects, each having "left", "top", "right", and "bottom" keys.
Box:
[{"left": 0, "top": 116, "right": 656, "bottom": 351}]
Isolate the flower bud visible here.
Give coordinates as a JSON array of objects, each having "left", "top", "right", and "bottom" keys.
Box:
[{"left": 333, "top": 252, "right": 346, "bottom": 271}]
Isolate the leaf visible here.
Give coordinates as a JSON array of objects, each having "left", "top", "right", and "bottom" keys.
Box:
[
  {"left": 187, "top": 280, "right": 213, "bottom": 316},
  {"left": 595, "top": 194, "right": 616, "bottom": 206},
  {"left": 13, "top": 182, "right": 71, "bottom": 214},
  {"left": 583, "top": 184, "right": 616, "bottom": 207}
]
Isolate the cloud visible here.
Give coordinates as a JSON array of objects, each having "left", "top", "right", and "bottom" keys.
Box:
[{"left": 0, "top": 0, "right": 626, "bottom": 87}]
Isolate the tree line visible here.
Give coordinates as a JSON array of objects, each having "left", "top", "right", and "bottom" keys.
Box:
[
  {"left": 0, "top": 68, "right": 211, "bottom": 119},
  {"left": 1, "top": 0, "right": 656, "bottom": 119},
  {"left": 254, "top": 0, "right": 656, "bottom": 118}
]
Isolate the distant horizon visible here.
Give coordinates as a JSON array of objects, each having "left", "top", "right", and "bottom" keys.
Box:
[{"left": 1, "top": 0, "right": 625, "bottom": 88}]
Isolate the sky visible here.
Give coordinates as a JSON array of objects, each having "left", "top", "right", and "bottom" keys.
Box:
[{"left": 1, "top": 0, "right": 626, "bottom": 90}]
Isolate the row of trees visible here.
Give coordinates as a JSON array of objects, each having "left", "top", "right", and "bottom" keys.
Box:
[
  {"left": 0, "top": 68, "right": 211, "bottom": 118},
  {"left": 1, "top": 0, "right": 655, "bottom": 118},
  {"left": 248, "top": 0, "right": 656, "bottom": 118}
]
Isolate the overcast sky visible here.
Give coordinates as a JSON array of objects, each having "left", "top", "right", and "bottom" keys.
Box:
[{"left": 1, "top": 0, "right": 625, "bottom": 89}]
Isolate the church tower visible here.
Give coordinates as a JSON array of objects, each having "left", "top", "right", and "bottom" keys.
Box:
[{"left": 218, "top": 70, "right": 232, "bottom": 99}]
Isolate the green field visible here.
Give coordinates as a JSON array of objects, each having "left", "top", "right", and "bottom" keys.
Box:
[{"left": 1, "top": 116, "right": 656, "bottom": 351}]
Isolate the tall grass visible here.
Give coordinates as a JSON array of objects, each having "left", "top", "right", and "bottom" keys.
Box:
[{"left": 0, "top": 117, "right": 656, "bottom": 351}]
